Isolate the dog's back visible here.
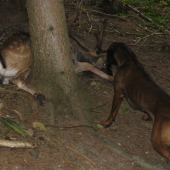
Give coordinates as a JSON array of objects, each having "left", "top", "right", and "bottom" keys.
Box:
[{"left": 120, "top": 60, "right": 170, "bottom": 116}]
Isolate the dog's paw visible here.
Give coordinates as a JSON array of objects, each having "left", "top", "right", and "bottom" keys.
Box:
[
  {"left": 100, "top": 120, "right": 114, "bottom": 128},
  {"left": 34, "top": 93, "right": 46, "bottom": 106},
  {"left": 142, "top": 113, "right": 152, "bottom": 121}
]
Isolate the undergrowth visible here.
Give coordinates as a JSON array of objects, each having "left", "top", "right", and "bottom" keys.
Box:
[{"left": 122, "top": 0, "right": 170, "bottom": 25}]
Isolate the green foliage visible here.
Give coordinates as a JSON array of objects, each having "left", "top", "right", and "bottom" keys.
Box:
[
  {"left": 0, "top": 118, "right": 28, "bottom": 136},
  {"left": 32, "top": 122, "right": 47, "bottom": 131},
  {"left": 122, "top": 0, "right": 170, "bottom": 25}
]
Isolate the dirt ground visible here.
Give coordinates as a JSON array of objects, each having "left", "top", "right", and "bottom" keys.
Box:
[{"left": 0, "top": 1, "right": 170, "bottom": 170}]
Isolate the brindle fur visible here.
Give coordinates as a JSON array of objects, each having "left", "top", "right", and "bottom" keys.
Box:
[{"left": 100, "top": 42, "right": 170, "bottom": 161}]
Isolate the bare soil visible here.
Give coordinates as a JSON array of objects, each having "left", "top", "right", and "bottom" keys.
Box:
[{"left": 0, "top": 1, "right": 170, "bottom": 170}]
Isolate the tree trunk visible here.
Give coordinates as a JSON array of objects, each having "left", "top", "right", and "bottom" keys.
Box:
[{"left": 26, "top": 0, "right": 96, "bottom": 125}]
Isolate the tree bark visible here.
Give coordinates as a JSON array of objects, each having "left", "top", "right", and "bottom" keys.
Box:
[{"left": 26, "top": 0, "right": 95, "bottom": 125}]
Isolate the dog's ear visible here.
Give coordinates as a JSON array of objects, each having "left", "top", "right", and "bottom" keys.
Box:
[
  {"left": 106, "top": 47, "right": 117, "bottom": 75},
  {"left": 107, "top": 48, "right": 118, "bottom": 65}
]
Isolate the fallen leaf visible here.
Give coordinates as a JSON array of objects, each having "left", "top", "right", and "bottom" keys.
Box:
[
  {"left": 32, "top": 122, "right": 47, "bottom": 131},
  {"left": 97, "top": 124, "right": 104, "bottom": 129}
]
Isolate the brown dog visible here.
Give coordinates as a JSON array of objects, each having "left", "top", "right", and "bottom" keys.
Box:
[{"left": 100, "top": 42, "right": 170, "bottom": 161}]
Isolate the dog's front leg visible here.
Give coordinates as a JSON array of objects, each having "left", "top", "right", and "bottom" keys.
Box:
[{"left": 100, "top": 90, "right": 124, "bottom": 128}]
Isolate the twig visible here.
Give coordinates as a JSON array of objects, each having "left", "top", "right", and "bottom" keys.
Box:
[
  {"left": 78, "top": 0, "right": 84, "bottom": 9},
  {"left": 45, "top": 124, "right": 97, "bottom": 131},
  {"left": 130, "top": 40, "right": 166, "bottom": 47},
  {"left": 88, "top": 102, "right": 108, "bottom": 111},
  {"left": 4, "top": 108, "right": 23, "bottom": 120},
  {"left": 86, "top": 12, "right": 93, "bottom": 33},
  {"left": 72, "top": 101, "right": 108, "bottom": 113},
  {"left": 162, "top": 12, "right": 169, "bottom": 22},
  {"left": 86, "top": 9, "right": 126, "bottom": 20},
  {"left": 91, "top": 28, "right": 122, "bottom": 36},
  {"left": 125, "top": 4, "right": 153, "bottom": 22},
  {"left": 140, "top": 38, "right": 147, "bottom": 46},
  {"left": 133, "top": 32, "right": 166, "bottom": 45}
]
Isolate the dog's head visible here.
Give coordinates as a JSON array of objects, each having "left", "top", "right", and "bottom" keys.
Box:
[
  {"left": 106, "top": 42, "right": 121, "bottom": 75},
  {"left": 106, "top": 42, "right": 137, "bottom": 75}
]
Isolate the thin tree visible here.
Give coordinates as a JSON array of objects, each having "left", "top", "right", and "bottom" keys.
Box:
[{"left": 26, "top": 0, "right": 96, "bottom": 125}]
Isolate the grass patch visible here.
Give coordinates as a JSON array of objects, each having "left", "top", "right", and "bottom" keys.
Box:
[{"left": 122, "top": 0, "right": 170, "bottom": 25}]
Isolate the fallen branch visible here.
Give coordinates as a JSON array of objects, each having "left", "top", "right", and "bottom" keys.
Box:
[
  {"left": 45, "top": 124, "right": 96, "bottom": 130},
  {"left": 86, "top": 9, "right": 126, "bottom": 21},
  {"left": 0, "top": 139, "right": 35, "bottom": 149},
  {"left": 4, "top": 108, "right": 23, "bottom": 120},
  {"left": 125, "top": 4, "right": 153, "bottom": 22},
  {"left": 91, "top": 28, "right": 122, "bottom": 36},
  {"left": 133, "top": 32, "right": 166, "bottom": 45},
  {"left": 86, "top": 12, "right": 93, "bottom": 33}
]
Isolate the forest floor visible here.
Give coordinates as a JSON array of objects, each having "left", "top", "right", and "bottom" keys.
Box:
[{"left": 0, "top": 0, "right": 170, "bottom": 170}]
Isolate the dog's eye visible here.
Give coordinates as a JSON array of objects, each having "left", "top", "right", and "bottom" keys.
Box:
[{"left": 103, "top": 63, "right": 106, "bottom": 66}]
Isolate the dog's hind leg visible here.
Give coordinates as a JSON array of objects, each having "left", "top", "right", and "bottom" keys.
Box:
[{"left": 151, "top": 117, "right": 170, "bottom": 161}]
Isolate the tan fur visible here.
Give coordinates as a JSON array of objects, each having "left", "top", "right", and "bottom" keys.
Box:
[
  {"left": 0, "top": 23, "right": 30, "bottom": 50},
  {"left": 0, "top": 33, "right": 45, "bottom": 106},
  {"left": 2, "top": 33, "right": 32, "bottom": 77}
]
